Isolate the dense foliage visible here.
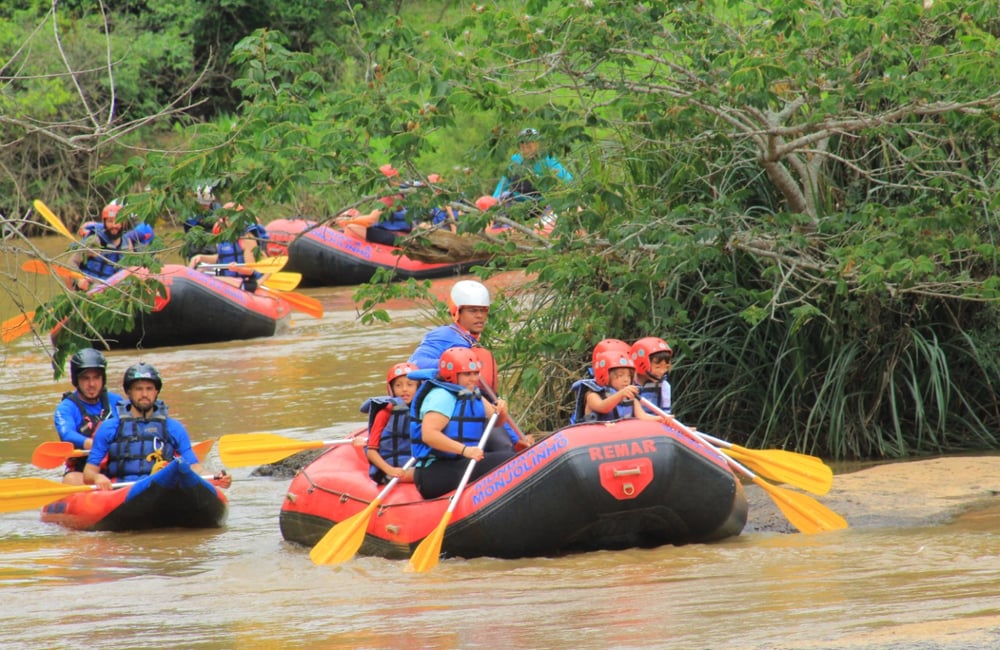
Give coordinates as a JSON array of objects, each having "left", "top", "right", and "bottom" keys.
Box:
[{"left": 4, "top": 0, "right": 1000, "bottom": 459}]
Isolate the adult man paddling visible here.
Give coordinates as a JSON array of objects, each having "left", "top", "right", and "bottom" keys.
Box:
[
  {"left": 409, "top": 280, "right": 531, "bottom": 449},
  {"left": 53, "top": 348, "right": 125, "bottom": 485},
  {"left": 84, "top": 363, "right": 231, "bottom": 489}
]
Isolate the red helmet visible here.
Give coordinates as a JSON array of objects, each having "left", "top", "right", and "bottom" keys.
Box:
[
  {"left": 102, "top": 200, "right": 123, "bottom": 222},
  {"left": 593, "top": 351, "right": 635, "bottom": 387},
  {"left": 386, "top": 362, "right": 419, "bottom": 395},
  {"left": 379, "top": 164, "right": 399, "bottom": 177},
  {"left": 438, "top": 347, "right": 481, "bottom": 384},
  {"left": 475, "top": 195, "right": 498, "bottom": 211},
  {"left": 591, "top": 339, "right": 630, "bottom": 368},
  {"left": 630, "top": 337, "right": 673, "bottom": 377}
]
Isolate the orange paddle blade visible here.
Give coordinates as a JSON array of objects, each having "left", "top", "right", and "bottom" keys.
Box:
[
  {"left": 31, "top": 441, "right": 83, "bottom": 469},
  {"left": 263, "top": 288, "right": 323, "bottom": 319},
  {"left": 191, "top": 439, "right": 215, "bottom": 462},
  {"left": 21, "top": 259, "right": 84, "bottom": 283},
  {"left": 2, "top": 311, "right": 36, "bottom": 344}
]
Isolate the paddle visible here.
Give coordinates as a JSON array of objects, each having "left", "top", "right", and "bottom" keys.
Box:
[
  {"left": 637, "top": 399, "right": 847, "bottom": 534},
  {"left": 639, "top": 398, "right": 833, "bottom": 496},
  {"left": 310, "top": 457, "right": 419, "bottom": 566},
  {"left": 0, "top": 474, "right": 216, "bottom": 513},
  {"left": 218, "top": 432, "right": 354, "bottom": 467},
  {"left": 2, "top": 311, "right": 36, "bottom": 344},
  {"left": 258, "top": 285, "right": 324, "bottom": 319},
  {"left": 21, "top": 259, "right": 84, "bottom": 282},
  {"left": 259, "top": 272, "right": 303, "bottom": 292},
  {"left": 198, "top": 255, "right": 289, "bottom": 274},
  {"left": 405, "top": 413, "right": 499, "bottom": 573},
  {"left": 33, "top": 199, "right": 79, "bottom": 243},
  {"left": 31, "top": 439, "right": 216, "bottom": 470}
]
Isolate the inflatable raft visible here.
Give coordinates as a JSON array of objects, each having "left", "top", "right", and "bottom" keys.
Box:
[
  {"left": 264, "top": 217, "right": 482, "bottom": 286},
  {"left": 40, "top": 460, "right": 228, "bottom": 532},
  {"left": 279, "top": 418, "right": 748, "bottom": 559},
  {"left": 52, "top": 264, "right": 292, "bottom": 348}
]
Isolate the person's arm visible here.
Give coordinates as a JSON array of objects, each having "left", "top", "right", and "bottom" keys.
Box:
[
  {"left": 545, "top": 156, "right": 573, "bottom": 182},
  {"left": 420, "top": 411, "right": 484, "bottom": 462},
  {"left": 586, "top": 385, "right": 639, "bottom": 415},
  {"left": 53, "top": 401, "right": 91, "bottom": 449},
  {"left": 188, "top": 252, "right": 220, "bottom": 268},
  {"left": 408, "top": 328, "right": 452, "bottom": 370},
  {"left": 83, "top": 422, "right": 113, "bottom": 489},
  {"left": 365, "top": 408, "right": 403, "bottom": 477},
  {"left": 170, "top": 419, "right": 232, "bottom": 487}
]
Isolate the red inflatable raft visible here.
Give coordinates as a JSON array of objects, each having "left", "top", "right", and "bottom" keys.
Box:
[
  {"left": 40, "top": 460, "right": 228, "bottom": 532},
  {"left": 51, "top": 264, "right": 292, "bottom": 348},
  {"left": 264, "top": 217, "right": 482, "bottom": 286},
  {"left": 279, "top": 418, "right": 748, "bottom": 560}
]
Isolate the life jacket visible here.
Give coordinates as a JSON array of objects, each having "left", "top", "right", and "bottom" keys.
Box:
[
  {"left": 409, "top": 378, "right": 486, "bottom": 466},
  {"left": 361, "top": 396, "right": 412, "bottom": 480},
  {"left": 79, "top": 226, "right": 125, "bottom": 279},
  {"left": 570, "top": 379, "right": 634, "bottom": 425},
  {"left": 105, "top": 401, "right": 176, "bottom": 481},
  {"left": 639, "top": 379, "right": 670, "bottom": 414},
  {"left": 60, "top": 389, "right": 112, "bottom": 472},
  {"left": 373, "top": 208, "right": 411, "bottom": 233},
  {"left": 215, "top": 240, "right": 247, "bottom": 274}
]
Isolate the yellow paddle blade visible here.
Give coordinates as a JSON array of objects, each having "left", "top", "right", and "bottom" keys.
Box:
[
  {"left": 405, "top": 510, "right": 452, "bottom": 573},
  {"left": 261, "top": 271, "right": 302, "bottom": 292},
  {"left": 33, "top": 199, "right": 78, "bottom": 243},
  {"left": 722, "top": 447, "right": 833, "bottom": 496},
  {"left": 0, "top": 478, "right": 95, "bottom": 513},
  {"left": 253, "top": 256, "right": 289, "bottom": 274},
  {"left": 310, "top": 502, "right": 379, "bottom": 566},
  {"left": 217, "top": 433, "right": 332, "bottom": 467},
  {"left": 2, "top": 311, "right": 36, "bottom": 344},
  {"left": 752, "top": 476, "right": 848, "bottom": 534}
]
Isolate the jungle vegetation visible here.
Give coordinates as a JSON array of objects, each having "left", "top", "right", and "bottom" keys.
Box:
[{"left": 2, "top": 0, "right": 999, "bottom": 459}]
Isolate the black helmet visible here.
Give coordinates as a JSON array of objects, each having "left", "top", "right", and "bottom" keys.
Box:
[
  {"left": 123, "top": 362, "right": 162, "bottom": 392},
  {"left": 70, "top": 348, "right": 107, "bottom": 387},
  {"left": 517, "top": 127, "right": 540, "bottom": 143}
]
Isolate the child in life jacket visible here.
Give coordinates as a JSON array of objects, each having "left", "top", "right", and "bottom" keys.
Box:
[
  {"left": 571, "top": 350, "right": 664, "bottom": 424},
  {"left": 630, "top": 336, "right": 673, "bottom": 415},
  {"left": 568, "top": 338, "right": 630, "bottom": 424},
  {"left": 362, "top": 362, "right": 421, "bottom": 484}
]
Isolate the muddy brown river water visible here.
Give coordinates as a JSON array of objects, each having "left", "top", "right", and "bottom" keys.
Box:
[{"left": 1, "top": 274, "right": 998, "bottom": 649}]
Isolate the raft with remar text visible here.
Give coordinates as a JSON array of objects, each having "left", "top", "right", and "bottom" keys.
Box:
[{"left": 279, "top": 418, "right": 748, "bottom": 559}]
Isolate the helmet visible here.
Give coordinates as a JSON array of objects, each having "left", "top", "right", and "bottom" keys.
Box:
[
  {"left": 196, "top": 186, "right": 216, "bottom": 205},
  {"left": 123, "top": 362, "right": 162, "bottom": 392},
  {"left": 70, "top": 348, "right": 107, "bottom": 388},
  {"left": 379, "top": 164, "right": 399, "bottom": 177},
  {"left": 448, "top": 280, "right": 491, "bottom": 322},
  {"left": 133, "top": 223, "right": 154, "bottom": 243},
  {"left": 475, "top": 195, "right": 498, "bottom": 211},
  {"left": 518, "top": 127, "right": 540, "bottom": 143},
  {"left": 438, "top": 347, "right": 481, "bottom": 384},
  {"left": 591, "top": 338, "right": 630, "bottom": 367},
  {"left": 631, "top": 337, "right": 673, "bottom": 377},
  {"left": 386, "top": 362, "right": 420, "bottom": 395},
  {"left": 101, "top": 200, "right": 123, "bottom": 222},
  {"left": 427, "top": 173, "right": 443, "bottom": 184},
  {"left": 593, "top": 351, "right": 635, "bottom": 388}
]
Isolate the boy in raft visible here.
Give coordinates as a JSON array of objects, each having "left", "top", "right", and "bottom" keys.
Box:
[
  {"left": 571, "top": 350, "right": 664, "bottom": 424},
  {"left": 362, "top": 362, "right": 421, "bottom": 484},
  {"left": 409, "top": 347, "right": 513, "bottom": 499},
  {"left": 630, "top": 336, "right": 674, "bottom": 415}
]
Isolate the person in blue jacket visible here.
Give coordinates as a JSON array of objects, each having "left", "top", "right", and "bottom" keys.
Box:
[
  {"left": 409, "top": 347, "right": 513, "bottom": 499},
  {"left": 53, "top": 348, "right": 125, "bottom": 485},
  {"left": 69, "top": 200, "right": 126, "bottom": 291},
  {"left": 187, "top": 204, "right": 268, "bottom": 292},
  {"left": 83, "top": 363, "right": 231, "bottom": 489},
  {"left": 492, "top": 127, "right": 573, "bottom": 203}
]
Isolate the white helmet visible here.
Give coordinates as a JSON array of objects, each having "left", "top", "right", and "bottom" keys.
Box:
[
  {"left": 449, "top": 280, "right": 490, "bottom": 321},
  {"left": 195, "top": 185, "right": 216, "bottom": 205}
]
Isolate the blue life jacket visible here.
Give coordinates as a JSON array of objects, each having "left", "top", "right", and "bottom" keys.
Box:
[
  {"left": 570, "top": 378, "right": 633, "bottom": 425},
  {"left": 373, "top": 208, "right": 411, "bottom": 233},
  {"left": 105, "top": 401, "right": 175, "bottom": 481},
  {"left": 361, "top": 396, "right": 412, "bottom": 480},
  {"left": 639, "top": 379, "right": 670, "bottom": 414},
  {"left": 409, "top": 378, "right": 486, "bottom": 465},
  {"left": 79, "top": 226, "right": 124, "bottom": 279},
  {"left": 60, "top": 390, "right": 113, "bottom": 472}
]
